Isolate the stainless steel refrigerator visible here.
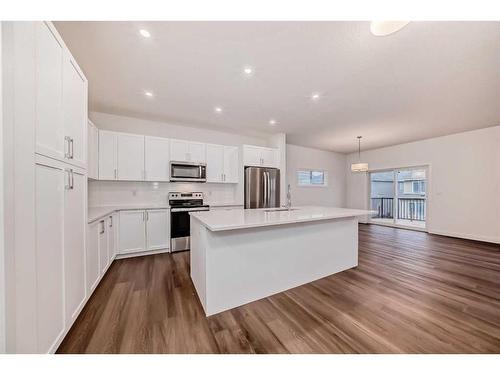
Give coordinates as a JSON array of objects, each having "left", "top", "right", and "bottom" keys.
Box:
[{"left": 244, "top": 167, "right": 280, "bottom": 209}]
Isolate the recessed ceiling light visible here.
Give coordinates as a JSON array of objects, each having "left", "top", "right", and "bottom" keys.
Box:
[
  {"left": 214, "top": 106, "right": 223, "bottom": 113},
  {"left": 370, "top": 21, "right": 410, "bottom": 36},
  {"left": 139, "top": 29, "right": 151, "bottom": 38},
  {"left": 243, "top": 66, "right": 254, "bottom": 76},
  {"left": 311, "top": 92, "right": 321, "bottom": 101},
  {"left": 269, "top": 119, "right": 277, "bottom": 126},
  {"left": 144, "top": 91, "right": 154, "bottom": 97}
]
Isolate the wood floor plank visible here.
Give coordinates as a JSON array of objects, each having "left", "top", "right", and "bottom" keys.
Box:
[{"left": 57, "top": 224, "right": 500, "bottom": 354}]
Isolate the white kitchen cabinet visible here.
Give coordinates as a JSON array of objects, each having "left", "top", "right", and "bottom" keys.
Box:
[
  {"left": 170, "top": 139, "right": 206, "bottom": 163},
  {"left": 86, "top": 220, "right": 100, "bottom": 294},
  {"left": 206, "top": 144, "right": 239, "bottom": 183},
  {"left": 206, "top": 144, "right": 224, "bottom": 182},
  {"left": 223, "top": 146, "right": 239, "bottom": 183},
  {"left": 62, "top": 51, "right": 87, "bottom": 168},
  {"left": 63, "top": 169, "right": 86, "bottom": 323},
  {"left": 243, "top": 145, "right": 279, "bottom": 168},
  {"left": 35, "top": 22, "right": 64, "bottom": 161},
  {"left": 98, "top": 218, "right": 109, "bottom": 275},
  {"left": 87, "top": 120, "right": 99, "bottom": 179},
  {"left": 117, "top": 133, "right": 145, "bottom": 180},
  {"left": 35, "top": 162, "right": 65, "bottom": 353},
  {"left": 145, "top": 136, "right": 170, "bottom": 181},
  {"left": 35, "top": 22, "right": 88, "bottom": 169},
  {"left": 98, "top": 130, "right": 117, "bottom": 180},
  {"left": 107, "top": 213, "right": 118, "bottom": 261},
  {"left": 118, "top": 210, "right": 147, "bottom": 254},
  {"left": 146, "top": 209, "right": 170, "bottom": 251}
]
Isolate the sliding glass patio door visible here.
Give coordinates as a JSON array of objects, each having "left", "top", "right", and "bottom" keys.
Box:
[{"left": 369, "top": 167, "right": 427, "bottom": 229}]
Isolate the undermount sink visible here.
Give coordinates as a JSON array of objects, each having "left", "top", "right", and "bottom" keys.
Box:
[{"left": 264, "top": 208, "right": 298, "bottom": 212}]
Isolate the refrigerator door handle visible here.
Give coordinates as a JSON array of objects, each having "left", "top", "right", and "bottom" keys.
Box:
[
  {"left": 266, "top": 171, "right": 271, "bottom": 207},
  {"left": 262, "top": 171, "right": 267, "bottom": 208}
]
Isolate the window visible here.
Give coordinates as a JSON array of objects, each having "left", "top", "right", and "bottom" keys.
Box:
[{"left": 297, "top": 170, "right": 327, "bottom": 187}]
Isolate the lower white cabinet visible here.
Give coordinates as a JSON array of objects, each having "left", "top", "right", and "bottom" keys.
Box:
[
  {"left": 35, "top": 156, "right": 87, "bottom": 353},
  {"left": 107, "top": 213, "right": 118, "bottom": 260},
  {"left": 146, "top": 210, "right": 170, "bottom": 251},
  {"left": 86, "top": 220, "right": 100, "bottom": 293},
  {"left": 118, "top": 210, "right": 147, "bottom": 254},
  {"left": 119, "top": 209, "right": 170, "bottom": 254},
  {"left": 98, "top": 218, "right": 109, "bottom": 275}
]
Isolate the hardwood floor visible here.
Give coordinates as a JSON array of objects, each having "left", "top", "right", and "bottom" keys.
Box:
[{"left": 57, "top": 224, "right": 500, "bottom": 353}]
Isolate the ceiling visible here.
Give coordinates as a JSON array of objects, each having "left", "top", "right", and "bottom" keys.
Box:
[{"left": 54, "top": 21, "right": 500, "bottom": 153}]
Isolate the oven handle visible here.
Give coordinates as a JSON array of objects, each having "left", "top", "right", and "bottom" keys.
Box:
[{"left": 170, "top": 207, "right": 210, "bottom": 213}]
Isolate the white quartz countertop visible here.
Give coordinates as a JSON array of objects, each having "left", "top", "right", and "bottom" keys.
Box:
[{"left": 190, "top": 206, "right": 375, "bottom": 232}]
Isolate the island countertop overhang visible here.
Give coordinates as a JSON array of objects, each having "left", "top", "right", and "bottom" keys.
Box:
[{"left": 189, "top": 206, "right": 376, "bottom": 232}]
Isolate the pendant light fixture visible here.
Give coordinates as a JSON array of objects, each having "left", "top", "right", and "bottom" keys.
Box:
[{"left": 351, "top": 136, "right": 369, "bottom": 172}]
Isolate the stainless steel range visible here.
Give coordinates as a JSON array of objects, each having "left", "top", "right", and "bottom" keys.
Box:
[{"left": 169, "top": 192, "right": 209, "bottom": 252}]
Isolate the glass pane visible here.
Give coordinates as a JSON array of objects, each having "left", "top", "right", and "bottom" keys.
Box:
[
  {"left": 310, "top": 171, "right": 324, "bottom": 185},
  {"left": 370, "top": 171, "right": 395, "bottom": 219},
  {"left": 396, "top": 168, "right": 426, "bottom": 224},
  {"left": 297, "top": 170, "right": 311, "bottom": 185}
]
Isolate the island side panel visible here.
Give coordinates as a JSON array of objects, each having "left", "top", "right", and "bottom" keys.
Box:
[
  {"left": 190, "top": 217, "right": 207, "bottom": 312},
  {"left": 204, "top": 217, "right": 358, "bottom": 316}
]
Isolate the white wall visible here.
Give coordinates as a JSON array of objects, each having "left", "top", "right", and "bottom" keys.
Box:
[
  {"left": 345, "top": 125, "right": 500, "bottom": 244},
  {"left": 286, "top": 144, "right": 346, "bottom": 207},
  {"left": 0, "top": 21, "right": 6, "bottom": 354},
  {"left": 89, "top": 111, "right": 270, "bottom": 207}
]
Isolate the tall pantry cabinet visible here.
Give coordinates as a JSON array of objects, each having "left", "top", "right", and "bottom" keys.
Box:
[{"left": 3, "top": 22, "right": 89, "bottom": 353}]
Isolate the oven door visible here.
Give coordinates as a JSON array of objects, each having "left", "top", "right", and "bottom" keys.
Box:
[
  {"left": 170, "top": 207, "right": 209, "bottom": 252},
  {"left": 170, "top": 162, "right": 207, "bottom": 182}
]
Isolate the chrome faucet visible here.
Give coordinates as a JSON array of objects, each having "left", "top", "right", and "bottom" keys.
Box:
[{"left": 286, "top": 184, "right": 292, "bottom": 210}]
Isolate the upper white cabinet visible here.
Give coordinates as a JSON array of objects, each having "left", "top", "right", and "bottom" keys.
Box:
[
  {"left": 206, "top": 144, "right": 239, "bottom": 183},
  {"left": 35, "top": 22, "right": 88, "bottom": 169},
  {"left": 145, "top": 136, "right": 170, "bottom": 181},
  {"left": 87, "top": 120, "right": 99, "bottom": 179},
  {"left": 170, "top": 139, "right": 206, "bottom": 163},
  {"left": 98, "top": 130, "right": 117, "bottom": 180},
  {"left": 62, "top": 52, "right": 87, "bottom": 168},
  {"left": 117, "top": 133, "right": 145, "bottom": 180},
  {"left": 35, "top": 22, "right": 64, "bottom": 161},
  {"left": 243, "top": 145, "right": 279, "bottom": 168}
]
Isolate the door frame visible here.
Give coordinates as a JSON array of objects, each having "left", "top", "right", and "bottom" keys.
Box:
[{"left": 368, "top": 164, "right": 430, "bottom": 232}]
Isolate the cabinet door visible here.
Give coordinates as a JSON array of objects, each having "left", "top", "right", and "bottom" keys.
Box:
[
  {"left": 261, "top": 148, "right": 276, "bottom": 167},
  {"left": 64, "top": 170, "right": 86, "bottom": 323},
  {"left": 87, "top": 121, "right": 99, "bottom": 179},
  {"left": 35, "top": 162, "right": 65, "bottom": 353},
  {"left": 170, "top": 139, "right": 190, "bottom": 162},
  {"left": 107, "top": 215, "right": 116, "bottom": 262},
  {"left": 146, "top": 210, "right": 170, "bottom": 251},
  {"left": 145, "top": 136, "right": 170, "bottom": 181},
  {"left": 188, "top": 142, "right": 206, "bottom": 163},
  {"left": 118, "top": 210, "right": 146, "bottom": 254},
  {"left": 117, "top": 133, "right": 145, "bottom": 180},
  {"left": 223, "top": 146, "right": 239, "bottom": 183},
  {"left": 62, "top": 53, "right": 87, "bottom": 168},
  {"left": 98, "top": 219, "right": 108, "bottom": 275},
  {"left": 206, "top": 144, "right": 224, "bottom": 182},
  {"left": 98, "top": 130, "right": 117, "bottom": 180},
  {"left": 35, "top": 22, "right": 64, "bottom": 160},
  {"left": 243, "top": 146, "right": 262, "bottom": 167},
  {"left": 86, "top": 221, "right": 100, "bottom": 294}
]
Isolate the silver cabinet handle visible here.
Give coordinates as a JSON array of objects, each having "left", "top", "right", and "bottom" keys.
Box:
[
  {"left": 109, "top": 215, "right": 113, "bottom": 228},
  {"left": 70, "top": 137, "right": 74, "bottom": 159},
  {"left": 100, "top": 220, "right": 105, "bottom": 234},
  {"left": 71, "top": 169, "right": 74, "bottom": 189},
  {"left": 146, "top": 211, "right": 149, "bottom": 221},
  {"left": 114, "top": 168, "right": 117, "bottom": 179},
  {"left": 65, "top": 136, "right": 71, "bottom": 159},
  {"left": 142, "top": 211, "right": 145, "bottom": 221},
  {"left": 65, "top": 169, "right": 71, "bottom": 190},
  {"left": 65, "top": 169, "right": 74, "bottom": 190}
]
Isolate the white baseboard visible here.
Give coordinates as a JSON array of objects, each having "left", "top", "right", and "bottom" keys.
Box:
[
  {"left": 427, "top": 229, "right": 500, "bottom": 245},
  {"left": 116, "top": 248, "right": 170, "bottom": 260}
]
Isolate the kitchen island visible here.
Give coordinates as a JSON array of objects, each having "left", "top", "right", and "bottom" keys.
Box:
[{"left": 189, "top": 206, "right": 374, "bottom": 316}]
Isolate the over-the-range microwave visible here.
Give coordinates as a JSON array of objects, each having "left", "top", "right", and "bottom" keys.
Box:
[{"left": 170, "top": 161, "right": 207, "bottom": 183}]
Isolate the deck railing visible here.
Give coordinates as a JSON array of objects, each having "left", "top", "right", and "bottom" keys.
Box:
[{"left": 371, "top": 197, "right": 426, "bottom": 221}]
